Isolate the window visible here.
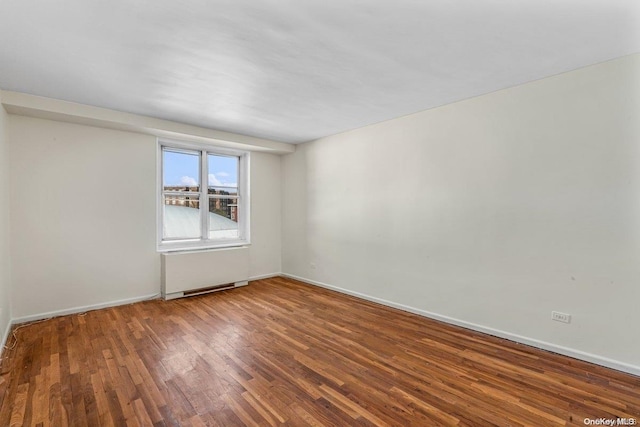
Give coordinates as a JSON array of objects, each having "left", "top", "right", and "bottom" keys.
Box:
[{"left": 158, "top": 139, "right": 249, "bottom": 251}]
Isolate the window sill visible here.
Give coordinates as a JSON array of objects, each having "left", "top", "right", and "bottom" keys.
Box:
[{"left": 157, "top": 239, "right": 250, "bottom": 253}]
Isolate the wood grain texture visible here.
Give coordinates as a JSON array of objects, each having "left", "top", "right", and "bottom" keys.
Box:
[{"left": 0, "top": 277, "right": 638, "bottom": 426}]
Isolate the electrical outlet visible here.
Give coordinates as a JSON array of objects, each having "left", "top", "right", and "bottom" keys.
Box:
[{"left": 552, "top": 311, "right": 571, "bottom": 324}]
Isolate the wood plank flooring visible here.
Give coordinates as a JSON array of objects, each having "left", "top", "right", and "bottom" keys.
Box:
[{"left": 0, "top": 276, "right": 638, "bottom": 426}]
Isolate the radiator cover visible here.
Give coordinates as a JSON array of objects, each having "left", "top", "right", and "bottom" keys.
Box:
[{"left": 161, "top": 246, "right": 250, "bottom": 300}]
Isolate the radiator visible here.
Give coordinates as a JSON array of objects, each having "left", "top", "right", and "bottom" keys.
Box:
[{"left": 161, "top": 246, "right": 250, "bottom": 300}]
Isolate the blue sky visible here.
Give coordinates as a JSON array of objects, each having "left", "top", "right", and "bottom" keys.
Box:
[{"left": 163, "top": 151, "right": 238, "bottom": 188}]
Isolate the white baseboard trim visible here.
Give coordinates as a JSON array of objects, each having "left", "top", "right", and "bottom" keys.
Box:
[
  {"left": 282, "top": 273, "right": 640, "bottom": 377},
  {"left": 11, "top": 292, "right": 161, "bottom": 325},
  {"left": 249, "top": 272, "right": 282, "bottom": 281},
  {"left": 7, "top": 272, "right": 282, "bottom": 328}
]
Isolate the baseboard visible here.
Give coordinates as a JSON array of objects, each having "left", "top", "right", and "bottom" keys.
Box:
[
  {"left": 249, "top": 272, "right": 282, "bottom": 281},
  {"left": 282, "top": 273, "right": 640, "bottom": 377},
  {"left": 11, "top": 292, "right": 161, "bottom": 325},
  {"left": 8, "top": 273, "right": 283, "bottom": 325}
]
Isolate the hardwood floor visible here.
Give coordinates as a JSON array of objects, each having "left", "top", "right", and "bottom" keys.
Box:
[{"left": 0, "top": 277, "right": 638, "bottom": 426}]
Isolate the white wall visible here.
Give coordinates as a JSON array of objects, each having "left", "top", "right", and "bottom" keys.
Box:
[
  {"left": 9, "top": 117, "right": 160, "bottom": 319},
  {"left": 0, "top": 93, "right": 12, "bottom": 345},
  {"left": 282, "top": 54, "right": 640, "bottom": 373},
  {"left": 8, "top": 116, "right": 282, "bottom": 320},
  {"left": 249, "top": 151, "right": 282, "bottom": 279}
]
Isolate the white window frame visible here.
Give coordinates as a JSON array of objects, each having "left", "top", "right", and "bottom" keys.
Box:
[{"left": 157, "top": 138, "right": 250, "bottom": 252}]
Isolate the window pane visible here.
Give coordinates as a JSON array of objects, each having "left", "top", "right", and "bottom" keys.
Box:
[
  {"left": 208, "top": 154, "right": 238, "bottom": 189},
  {"left": 163, "top": 149, "right": 200, "bottom": 192},
  {"left": 208, "top": 196, "right": 239, "bottom": 240},
  {"left": 163, "top": 195, "right": 201, "bottom": 239}
]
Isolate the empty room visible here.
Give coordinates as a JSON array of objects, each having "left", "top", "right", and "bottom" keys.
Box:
[{"left": 0, "top": 1, "right": 639, "bottom": 426}]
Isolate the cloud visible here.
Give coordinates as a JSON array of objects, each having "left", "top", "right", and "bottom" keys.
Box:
[
  {"left": 208, "top": 174, "right": 222, "bottom": 186},
  {"left": 216, "top": 172, "right": 230, "bottom": 177},
  {"left": 180, "top": 176, "right": 198, "bottom": 186},
  {"left": 209, "top": 174, "right": 237, "bottom": 188}
]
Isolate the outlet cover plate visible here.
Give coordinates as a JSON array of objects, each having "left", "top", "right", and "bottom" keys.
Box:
[{"left": 552, "top": 311, "right": 571, "bottom": 323}]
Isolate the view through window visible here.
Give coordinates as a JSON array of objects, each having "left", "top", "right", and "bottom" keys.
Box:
[{"left": 159, "top": 142, "right": 248, "bottom": 250}]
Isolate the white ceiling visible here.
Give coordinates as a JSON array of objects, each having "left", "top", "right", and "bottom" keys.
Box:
[{"left": 1, "top": 1, "right": 639, "bottom": 144}]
